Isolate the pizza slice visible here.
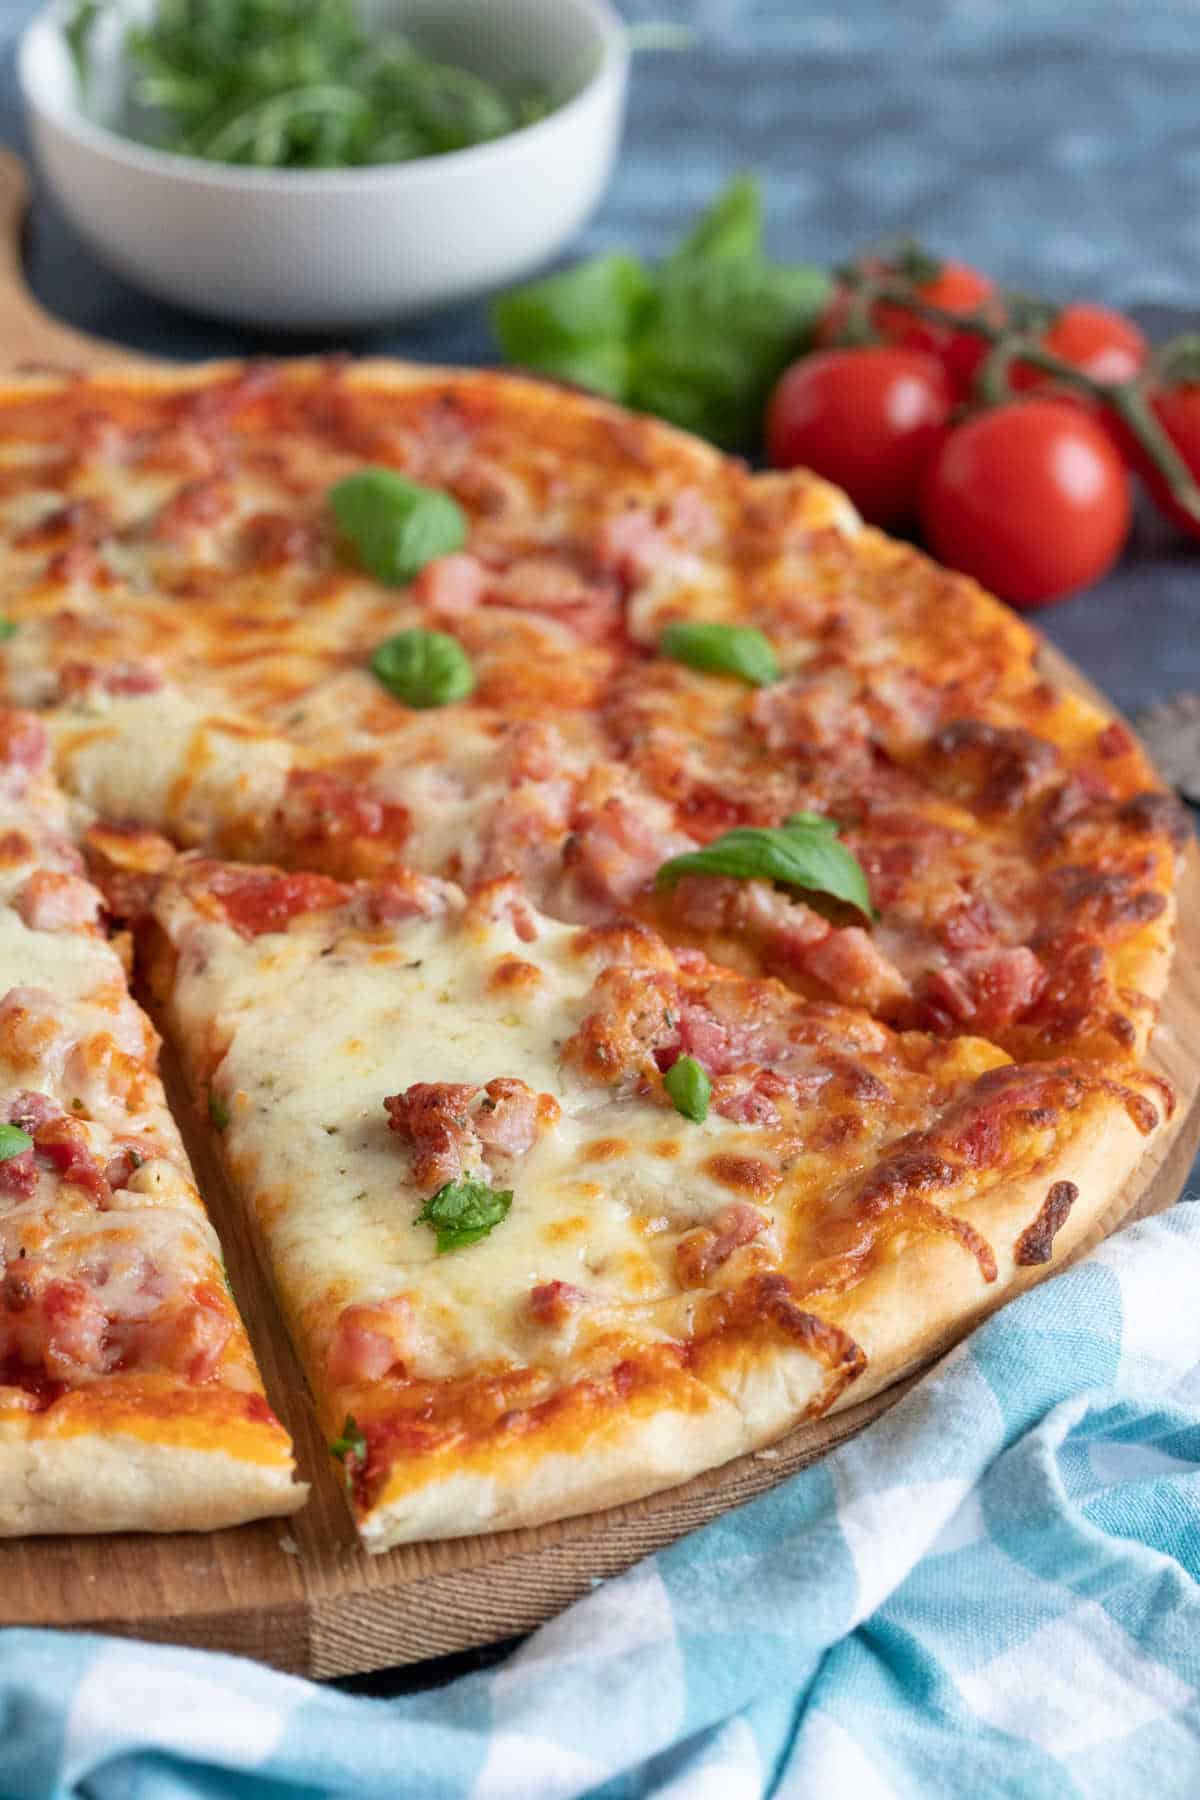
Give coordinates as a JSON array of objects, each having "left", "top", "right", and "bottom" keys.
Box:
[
  {"left": 0, "top": 711, "right": 304, "bottom": 1533},
  {"left": 142, "top": 853, "right": 1167, "bottom": 1549}
]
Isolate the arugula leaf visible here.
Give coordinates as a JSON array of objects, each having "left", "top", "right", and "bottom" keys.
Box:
[
  {"left": 371, "top": 629, "right": 475, "bottom": 709},
  {"left": 664, "top": 1055, "right": 711, "bottom": 1123},
  {"left": 330, "top": 468, "right": 467, "bottom": 586},
  {"left": 491, "top": 177, "right": 831, "bottom": 449},
  {"left": 0, "top": 1124, "right": 33, "bottom": 1161},
  {"left": 76, "top": 0, "right": 554, "bottom": 169},
  {"left": 660, "top": 620, "right": 778, "bottom": 687},
  {"left": 418, "top": 1177, "right": 513, "bottom": 1254},
  {"left": 65, "top": 0, "right": 101, "bottom": 87},
  {"left": 656, "top": 813, "right": 875, "bottom": 922},
  {"left": 0, "top": 619, "right": 17, "bottom": 641}
]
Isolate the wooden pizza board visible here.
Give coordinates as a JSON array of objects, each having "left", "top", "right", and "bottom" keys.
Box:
[{"left": 0, "top": 150, "right": 1196, "bottom": 1676}]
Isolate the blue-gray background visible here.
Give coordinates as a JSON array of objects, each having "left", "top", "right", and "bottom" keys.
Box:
[{"left": 0, "top": 0, "right": 1197, "bottom": 1689}]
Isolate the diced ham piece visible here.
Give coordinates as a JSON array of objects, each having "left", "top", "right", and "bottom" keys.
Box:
[
  {"left": 0, "top": 712, "right": 50, "bottom": 796},
  {"left": 919, "top": 946, "right": 1046, "bottom": 1036},
  {"left": 675, "top": 1203, "right": 767, "bottom": 1288},
  {"left": 412, "top": 551, "right": 485, "bottom": 617},
  {"left": 384, "top": 1075, "right": 554, "bottom": 1195},
  {"left": 472, "top": 1077, "right": 543, "bottom": 1157},
  {"left": 16, "top": 871, "right": 101, "bottom": 933},
  {"left": 593, "top": 507, "right": 673, "bottom": 585},
  {"left": 359, "top": 870, "right": 458, "bottom": 927},
  {"left": 240, "top": 509, "right": 321, "bottom": 567},
  {"left": 564, "top": 786, "right": 693, "bottom": 912},
  {"left": 526, "top": 1280, "right": 587, "bottom": 1328},
  {"left": 3, "top": 1091, "right": 59, "bottom": 1132},
  {"left": 0, "top": 1149, "right": 35, "bottom": 1197},
  {"left": 140, "top": 1281, "right": 232, "bottom": 1383},
  {"left": 326, "top": 1298, "right": 413, "bottom": 1386},
  {"left": 1, "top": 1269, "right": 108, "bottom": 1378},
  {"left": 802, "top": 927, "right": 912, "bottom": 1012},
  {"left": 465, "top": 875, "right": 539, "bottom": 943},
  {"left": 56, "top": 660, "right": 164, "bottom": 702},
  {"left": 152, "top": 478, "right": 233, "bottom": 544},
  {"left": 32, "top": 1118, "right": 113, "bottom": 1206}
]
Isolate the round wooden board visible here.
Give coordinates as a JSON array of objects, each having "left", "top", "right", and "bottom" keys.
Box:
[{"left": 0, "top": 151, "right": 1195, "bottom": 1675}]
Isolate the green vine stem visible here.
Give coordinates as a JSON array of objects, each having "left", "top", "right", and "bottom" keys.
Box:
[{"left": 835, "top": 273, "right": 1200, "bottom": 530}]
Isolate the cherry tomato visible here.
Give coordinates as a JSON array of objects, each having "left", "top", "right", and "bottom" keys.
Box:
[
  {"left": 766, "top": 347, "right": 952, "bottom": 528},
  {"left": 821, "top": 258, "right": 1000, "bottom": 397},
  {"left": 918, "top": 399, "right": 1131, "bottom": 608},
  {"left": 1140, "top": 384, "right": 1200, "bottom": 540},
  {"left": 1012, "top": 303, "right": 1148, "bottom": 391}
]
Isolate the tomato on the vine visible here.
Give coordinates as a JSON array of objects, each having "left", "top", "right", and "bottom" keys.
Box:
[
  {"left": 918, "top": 400, "right": 1131, "bottom": 608},
  {"left": 821, "top": 257, "right": 1000, "bottom": 397},
  {"left": 1011, "top": 302, "right": 1148, "bottom": 394},
  {"left": 766, "top": 347, "right": 952, "bottom": 528},
  {"left": 1139, "top": 384, "right": 1200, "bottom": 539}
]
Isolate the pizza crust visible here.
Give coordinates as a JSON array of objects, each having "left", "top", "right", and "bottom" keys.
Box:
[
  {"left": 354, "top": 1084, "right": 1161, "bottom": 1550},
  {"left": 0, "top": 1427, "right": 306, "bottom": 1535}
]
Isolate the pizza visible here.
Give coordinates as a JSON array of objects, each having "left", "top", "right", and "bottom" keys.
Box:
[
  {"left": 0, "top": 359, "right": 1185, "bottom": 1546},
  {"left": 0, "top": 712, "right": 303, "bottom": 1532}
]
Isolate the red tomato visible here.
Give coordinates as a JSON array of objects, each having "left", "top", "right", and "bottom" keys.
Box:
[
  {"left": 766, "top": 347, "right": 952, "bottom": 528},
  {"left": 1012, "top": 303, "right": 1148, "bottom": 391},
  {"left": 918, "top": 400, "right": 1131, "bottom": 608},
  {"left": 1140, "top": 385, "right": 1200, "bottom": 539},
  {"left": 821, "top": 259, "right": 1000, "bottom": 397}
]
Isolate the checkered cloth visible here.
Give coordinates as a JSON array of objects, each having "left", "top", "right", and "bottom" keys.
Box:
[{"left": 3, "top": 1202, "right": 1199, "bottom": 1798}]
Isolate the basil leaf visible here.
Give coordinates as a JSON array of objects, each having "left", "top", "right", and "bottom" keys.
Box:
[
  {"left": 330, "top": 468, "right": 466, "bottom": 585},
  {"left": 632, "top": 257, "right": 830, "bottom": 448},
  {"left": 492, "top": 253, "right": 654, "bottom": 366},
  {"left": 0, "top": 1123, "right": 33, "bottom": 1161},
  {"left": 418, "top": 1177, "right": 513, "bottom": 1254},
  {"left": 507, "top": 340, "right": 634, "bottom": 404},
  {"left": 660, "top": 621, "right": 778, "bottom": 687},
  {"left": 329, "top": 1414, "right": 366, "bottom": 1465},
  {"left": 490, "top": 177, "right": 830, "bottom": 450},
  {"left": 656, "top": 813, "right": 875, "bottom": 922},
  {"left": 0, "top": 619, "right": 16, "bottom": 641},
  {"left": 208, "top": 1088, "right": 230, "bottom": 1132},
  {"left": 664, "top": 1055, "right": 711, "bottom": 1123},
  {"left": 668, "top": 173, "right": 762, "bottom": 269},
  {"left": 371, "top": 629, "right": 475, "bottom": 710}
]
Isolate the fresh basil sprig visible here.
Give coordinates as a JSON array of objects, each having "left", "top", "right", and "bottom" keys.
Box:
[
  {"left": 656, "top": 813, "right": 876, "bottom": 922},
  {"left": 664, "top": 1055, "right": 711, "bottom": 1123},
  {"left": 660, "top": 621, "right": 778, "bottom": 687},
  {"left": 0, "top": 619, "right": 17, "bottom": 641},
  {"left": 0, "top": 1123, "right": 33, "bottom": 1160},
  {"left": 208, "top": 1088, "right": 230, "bottom": 1132},
  {"left": 330, "top": 468, "right": 467, "bottom": 586},
  {"left": 418, "top": 1177, "right": 513, "bottom": 1253},
  {"left": 491, "top": 176, "right": 830, "bottom": 448},
  {"left": 371, "top": 629, "right": 475, "bottom": 709}
]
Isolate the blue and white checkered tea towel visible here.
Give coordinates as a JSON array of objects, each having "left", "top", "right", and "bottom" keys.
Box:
[{"left": 3, "top": 1201, "right": 1199, "bottom": 1799}]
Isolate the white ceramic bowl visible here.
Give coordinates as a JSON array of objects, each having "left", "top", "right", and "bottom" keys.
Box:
[{"left": 18, "top": 0, "right": 628, "bottom": 331}]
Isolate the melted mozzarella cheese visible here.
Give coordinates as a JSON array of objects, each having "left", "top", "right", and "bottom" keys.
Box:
[{"left": 163, "top": 896, "right": 775, "bottom": 1380}]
